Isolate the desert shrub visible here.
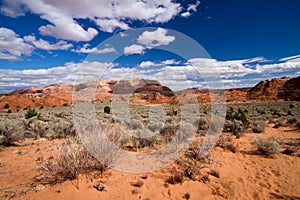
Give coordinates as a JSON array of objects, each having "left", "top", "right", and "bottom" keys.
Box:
[
  {"left": 51, "top": 119, "right": 76, "bottom": 139},
  {"left": 27, "top": 120, "right": 49, "bottom": 138},
  {"left": 297, "top": 122, "right": 300, "bottom": 130},
  {"left": 23, "top": 118, "right": 44, "bottom": 138},
  {"left": 223, "top": 120, "right": 233, "bottom": 132},
  {"left": 225, "top": 107, "right": 234, "bottom": 121},
  {"left": 7, "top": 110, "right": 12, "bottom": 113},
  {"left": 182, "top": 160, "right": 202, "bottom": 181},
  {"left": 173, "top": 109, "right": 178, "bottom": 116},
  {"left": 136, "top": 136, "right": 158, "bottom": 148},
  {"left": 289, "top": 103, "right": 295, "bottom": 109},
  {"left": 272, "top": 110, "right": 281, "bottom": 117},
  {"left": 160, "top": 125, "right": 178, "bottom": 143},
  {"left": 148, "top": 122, "right": 164, "bottom": 133},
  {"left": 104, "top": 106, "right": 110, "bottom": 114},
  {"left": 259, "top": 110, "right": 266, "bottom": 115},
  {"left": 232, "top": 119, "right": 244, "bottom": 138},
  {"left": 0, "top": 120, "right": 24, "bottom": 145},
  {"left": 251, "top": 137, "right": 280, "bottom": 156},
  {"left": 209, "top": 169, "right": 220, "bottom": 178},
  {"left": 287, "top": 110, "right": 293, "bottom": 116},
  {"left": 252, "top": 120, "right": 265, "bottom": 133},
  {"left": 235, "top": 108, "right": 250, "bottom": 129},
  {"left": 217, "top": 135, "right": 237, "bottom": 153},
  {"left": 273, "top": 117, "right": 285, "bottom": 128},
  {"left": 226, "top": 107, "right": 249, "bottom": 130},
  {"left": 282, "top": 139, "right": 299, "bottom": 156},
  {"left": 63, "top": 103, "right": 69, "bottom": 107},
  {"left": 126, "top": 119, "right": 143, "bottom": 130},
  {"left": 80, "top": 123, "right": 121, "bottom": 176},
  {"left": 287, "top": 117, "right": 297, "bottom": 124},
  {"left": 41, "top": 137, "right": 102, "bottom": 189},
  {"left": 132, "top": 129, "right": 158, "bottom": 150},
  {"left": 183, "top": 192, "right": 191, "bottom": 200},
  {"left": 3, "top": 103, "right": 9, "bottom": 109},
  {"left": 166, "top": 173, "right": 184, "bottom": 184},
  {"left": 25, "top": 107, "right": 41, "bottom": 119},
  {"left": 197, "top": 117, "right": 209, "bottom": 131}
]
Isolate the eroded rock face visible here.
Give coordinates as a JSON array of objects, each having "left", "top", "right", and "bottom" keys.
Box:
[
  {"left": 0, "top": 79, "right": 178, "bottom": 111},
  {"left": 278, "top": 76, "right": 300, "bottom": 101},
  {"left": 1, "top": 76, "right": 299, "bottom": 112},
  {"left": 247, "top": 76, "right": 300, "bottom": 101}
]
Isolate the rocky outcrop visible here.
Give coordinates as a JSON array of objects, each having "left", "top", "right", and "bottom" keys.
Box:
[
  {"left": 247, "top": 76, "right": 299, "bottom": 101},
  {"left": 278, "top": 76, "right": 300, "bottom": 101},
  {"left": 1, "top": 76, "right": 299, "bottom": 112}
]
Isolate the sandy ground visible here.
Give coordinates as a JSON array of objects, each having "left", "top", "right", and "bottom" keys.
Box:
[{"left": 0, "top": 125, "right": 299, "bottom": 200}]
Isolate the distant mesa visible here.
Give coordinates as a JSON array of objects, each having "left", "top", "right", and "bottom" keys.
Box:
[{"left": 0, "top": 76, "right": 299, "bottom": 112}]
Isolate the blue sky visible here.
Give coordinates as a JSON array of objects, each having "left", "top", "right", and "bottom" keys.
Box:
[{"left": 0, "top": 0, "right": 300, "bottom": 93}]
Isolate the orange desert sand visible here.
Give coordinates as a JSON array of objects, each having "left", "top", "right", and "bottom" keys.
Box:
[{"left": 0, "top": 124, "right": 299, "bottom": 200}]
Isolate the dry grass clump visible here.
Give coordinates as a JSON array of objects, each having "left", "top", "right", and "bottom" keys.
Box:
[
  {"left": 183, "top": 192, "right": 191, "bottom": 199},
  {"left": 217, "top": 134, "right": 238, "bottom": 153},
  {"left": 282, "top": 139, "right": 300, "bottom": 156},
  {"left": 41, "top": 137, "right": 103, "bottom": 189},
  {"left": 166, "top": 172, "right": 184, "bottom": 184}
]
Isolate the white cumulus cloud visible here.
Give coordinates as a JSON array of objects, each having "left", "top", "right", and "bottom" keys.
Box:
[
  {"left": 72, "top": 44, "right": 116, "bottom": 54},
  {"left": 1, "top": 55, "right": 300, "bottom": 93},
  {"left": 0, "top": 27, "right": 34, "bottom": 60},
  {"left": 181, "top": 0, "right": 200, "bottom": 18},
  {"left": 24, "top": 35, "right": 73, "bottom": 50},
  {"left": 124, "top": 44, "right": 145, "bottom": 56},
  {"left": 0, "top": 0, "right": 195, "bottom": 41},
  {"left": 124, "top": 28, "right": 175, "bottom": 55},
  {"left": 137, "top": 28, "right": 175, "bottom": 48}
]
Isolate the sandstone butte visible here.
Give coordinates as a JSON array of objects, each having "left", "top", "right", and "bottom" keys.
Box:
[{"left": 0, "top": 76, "right": 299, "bottom": 112}]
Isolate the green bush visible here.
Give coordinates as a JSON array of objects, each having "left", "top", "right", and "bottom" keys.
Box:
[
  {"left": 226, "top": 107, "right": 249, "bottom": 129},
  {"left": 7, "top": 110, "right": 12, "bottom": 113},
  {"left": 3, "top": 103, "right": 9, "bottom": 109},
  {"left": 251, "top": 137, "right": 280, "bottom": 156},
  {"left": 104, "top": 106, "right": 110, "bottom": 114},
  {"left": 235, "top": 108, "right": 250, "bottom": 129},
  {"left": 25, "top": 107, "right": 41, "bottom": 119},
  {"left": 225, "top": 107, "right": 234, "bottom": 120}
]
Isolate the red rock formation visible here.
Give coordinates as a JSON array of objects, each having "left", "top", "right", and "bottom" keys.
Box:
[
  {"left": 1, "top": 76, "right": 299, "bottom": 113},
  {"left": 247, "top": 76, "right": 300, "bottom": 101}
]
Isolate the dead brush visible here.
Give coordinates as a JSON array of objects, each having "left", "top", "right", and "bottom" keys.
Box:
[
  {"left": 166, "top": 172, "right": 184, "bottom": 184},
  {"left": 217, "top": 134, "right": 238, "bottom": 153},
  {"left": 282, "top": 139, "right": 300, "bottom": 156},
  {"left": 41, "top": 137, "right": 102, "bottom": 189}
]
